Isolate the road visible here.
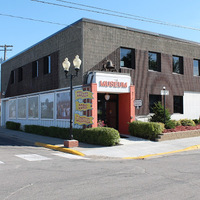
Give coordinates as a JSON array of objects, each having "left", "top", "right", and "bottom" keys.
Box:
[{"left": 0, "top": 135, "right": 200, "bottom": 200}]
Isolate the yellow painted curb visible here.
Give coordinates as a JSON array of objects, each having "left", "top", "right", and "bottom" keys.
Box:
[
  {"left": 124, "top": 144, "right": 200, "bottom": 160},
  {"left": 35, "top": 142, "right": 85, "bottom": 157}
]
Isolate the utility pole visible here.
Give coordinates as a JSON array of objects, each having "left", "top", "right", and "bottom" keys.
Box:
[{"left": 0, "top": 45, "right": 13, "bottom": 61}]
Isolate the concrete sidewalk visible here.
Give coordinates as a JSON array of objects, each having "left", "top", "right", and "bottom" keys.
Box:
[{"left": 1, "top": 127, "right": 200, "bottom": 159}]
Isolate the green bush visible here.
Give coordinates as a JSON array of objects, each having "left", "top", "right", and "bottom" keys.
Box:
[
  {"left": 179, "top": 119, "right": 195, "bottom": 126},
  {"left": 6, "top": 121, "right": 21, "bottom": 131},
  {"left": 24, "top": 125, "right": 119, "bottom": 146},
  {"left": 129, "top": 121, "right": 165, "bottom": 141},
  {"left": 24, "top": 125, "right": 49, "bottom": 136},
  {"left": 175, "top": 120, "right": 181, "bottom": 126},
  {"left": 24, "top": 125, "right": 71, "bottom": 139},
  {"left": 150, "top": 102, "right": 171, "bottom": 124},
  {"left": 48, "top": 126, "right": 70, "bottom": 139},
  {"left": 193, "top": 119, "right": 200, "bottom": 125},
  {"left": 165, "top": 120, "right": 176, "bottom": 129},
  {"left": 80, "top": 127, "right": 120, "bottom": 146}
]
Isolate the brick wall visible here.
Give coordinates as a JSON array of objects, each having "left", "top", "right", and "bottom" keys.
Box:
[
  {"left": 82, "top": 20, "right": 200, "bottom": 115},
  {"left": 5, "top": 51, "right": 59, "bottom": 97},
  {"left": 1, "top": 20, "right": 83, "bottom": 97}
]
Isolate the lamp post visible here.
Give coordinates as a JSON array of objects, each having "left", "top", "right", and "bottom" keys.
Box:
[
  {"left": 62, "top": 55, "right": 81, "bottom": 140},
  {"left": 163, "top": 86, "right": 166, "bottom": 124}
]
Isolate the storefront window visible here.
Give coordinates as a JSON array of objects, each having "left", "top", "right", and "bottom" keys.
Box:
[{"left": 120, "top": 48, "right": 135, "bottom": 69}]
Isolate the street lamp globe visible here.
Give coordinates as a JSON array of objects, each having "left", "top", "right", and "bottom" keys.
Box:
[
  {"left": 73, "top": 55, "right": 82, "bottom": 72},
  {"left": 62, "top": 58, "right": 71, "bottom": 72}
]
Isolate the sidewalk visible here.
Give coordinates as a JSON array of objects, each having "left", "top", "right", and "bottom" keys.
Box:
[{"left": 1, "top": 127, "right": 200, "bottom": 159}]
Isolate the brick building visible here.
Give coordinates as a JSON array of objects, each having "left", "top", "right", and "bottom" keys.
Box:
[{"left": 2, "top": 18, "right": 200, "bottom": 133}]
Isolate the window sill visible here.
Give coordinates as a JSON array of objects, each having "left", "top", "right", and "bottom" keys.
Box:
[
  {"left": 172, "top": 72, "right": 184, "bottom": 75},
  {"left": 148, "top": 69, "right": 161, "bottom": 73},
  {"left": 120, "top": 67, "right": 135, "bottom": 70}
]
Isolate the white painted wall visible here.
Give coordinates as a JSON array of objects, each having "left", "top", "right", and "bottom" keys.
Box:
[{"left": 183, "top": 91, "right": 200, "bottom": 119}]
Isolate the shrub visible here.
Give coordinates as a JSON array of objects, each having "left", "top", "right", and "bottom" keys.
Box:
[
  {"left": 179, "top": 119, "right": 195, "bottom": 126},
  {"left": 24, "top": 125, "right": 49, "bottom": 136},
  {"left": 193, "top": 119, "right": 200, "bottom": 125},
  {"left": 150, "top": 102, "right": 171, "bottom": 124},
  {"left": 165, "top": 120, "right": 176, "bottom": 129},
  {"left": 24, "top": 125, "right": 119, "bottom": 146},
  {"left": 6, "top": 121, "right": 21, "bottom": 131},
  {"left": 175, "top": 120, "right": 181, "bottom": 126},
  {"left": 129, "top": 121, "right": 164, "bottom": 141},
  {"left": 48, "top": 126, "right": 67, "bottom": 139},
  {"left": 80, "top": 127, "right": 120, "bottom": 146}
]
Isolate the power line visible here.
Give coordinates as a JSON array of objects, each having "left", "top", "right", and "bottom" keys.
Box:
[
  {"left": 31, "top": 0, "right": 200, "bottom": 32},
  {"left": 0, "top": 13, "right": 67, "bottom": 26},
  {"left": 55, "top": 0, "right": 165, "bottom": 24},
  {"left": 0, "top": 45, "right": 13, "bottom": 60}
]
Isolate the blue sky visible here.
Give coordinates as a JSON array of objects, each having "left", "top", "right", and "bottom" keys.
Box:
[{"left": 1, "top": 0, "right": 200, "bottom": 59}]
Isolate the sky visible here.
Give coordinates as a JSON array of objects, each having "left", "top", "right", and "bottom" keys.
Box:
[{"left": 1, "top": 0, "right": 200, "bottom": 60}]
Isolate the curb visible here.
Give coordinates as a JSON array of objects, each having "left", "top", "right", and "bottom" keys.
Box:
[
  {"left": 35, "top": 142, "right": 85, "bottom": 157},
  {"left": 124, "top": 144, "right": 200, "bottom": 160}
]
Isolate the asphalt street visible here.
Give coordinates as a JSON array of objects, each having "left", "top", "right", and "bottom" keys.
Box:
[
  {"left": 1, "top": 139, "right": 200, "bottom": 200},
  {"left": 0, "top": 135, "right": 31, "bottom": 146}
]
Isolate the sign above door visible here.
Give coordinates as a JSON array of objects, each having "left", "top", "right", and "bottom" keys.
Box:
[{"left": 87, "top": 72, "right": 132, "bottom": 93}]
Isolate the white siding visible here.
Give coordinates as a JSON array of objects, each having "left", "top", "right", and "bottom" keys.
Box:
[{"left": 1, "top": 86, "right": 83, "bottom": 129}]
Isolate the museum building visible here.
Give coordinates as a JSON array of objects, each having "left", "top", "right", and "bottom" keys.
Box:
[{"left": 2, "top": 18, "right": 200, "bottom": 134}]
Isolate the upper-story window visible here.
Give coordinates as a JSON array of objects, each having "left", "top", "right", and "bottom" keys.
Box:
[
  {"left": 44, "top": 55, "right": 51, "bottom": 74},
  {"left": 193, "top": 59, "right": 200, "bottom": 76},
  {"left": 18, "top": 67, "right": 23, "bottom": 82},
  {"left": 148, "top": 52, "right": 161, "bottom": 72},
  {"left": 120, "top": 48, "right": 135, "bottom": 69},
  {"left": 11, "top": 70, "right": 15, "bottom": 84},
  {"left": 173, "top": 56, "right": 183, "bottom": 74},
  {"left": 32, "top": 60, "right": 39, "bottom": 78}
]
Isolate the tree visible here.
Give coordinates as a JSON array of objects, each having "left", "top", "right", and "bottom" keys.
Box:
[{"left": 150, "top": 101, "right": 170, "bottom": 124}]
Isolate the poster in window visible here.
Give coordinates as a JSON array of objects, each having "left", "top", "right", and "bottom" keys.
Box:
[
  {"left": 18, "top": 98, "right": 26, "bottom": 118},
  {"left": 56, "top": 92, "right": 70, "bottom": 119},
  {"left": 41, "top": 93, "right": 54, "bottom": 119},
  {"left": 9, "top": 99, "right": 16, "bottom": 119},
  {"left": 28, "top": 96, "right": 38, "bottom": 119}
]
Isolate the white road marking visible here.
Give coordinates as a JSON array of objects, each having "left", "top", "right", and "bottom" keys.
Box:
[
  {"left": 15, "top": 154, "right": 52, "bottom": 161},
  {"left": 52, "top": 152, "right": 90, "bottom": 160},
  {"left": 0, "top": 161, "right": 4, "bottom": 164}
]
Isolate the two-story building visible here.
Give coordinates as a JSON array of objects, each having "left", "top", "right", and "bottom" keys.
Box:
[{"left": 2, "top": 18, "right": 200, "bottom": 134}]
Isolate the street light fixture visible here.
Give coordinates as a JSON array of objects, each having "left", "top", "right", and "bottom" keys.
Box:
[
  {"left": 62, "top": 55, "right": 82, "bottom": 140},
  {"left": 163, "top": 86, "right": 166, "bottom": 124}
]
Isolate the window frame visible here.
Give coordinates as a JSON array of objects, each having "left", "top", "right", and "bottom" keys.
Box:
[
  {"left": 44, "top": 55, "right": 51, "bottom": 74},
  {"left": 173, "top": 96, "right": 183, "bottom": 114},
  {"left": 120, "top": 48, "right": 135, "bottom": 69},
  {"left": 173, "top": 55, "right": 184, "bottom": 74},
  {"left": 148, "top": 51, "right": 161, "bottom": 72},
  {"left": 18, "top": 67, "right": 23, "bottom": 82},
  {"left": 32, "top": 60, "right": 39, "bottom": 78},
  {"left": 11, "top": 70, "right": 15, "bottom": 84},
  {"left": 193, "top": 59, "right": 200, "bottom": 76}
]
